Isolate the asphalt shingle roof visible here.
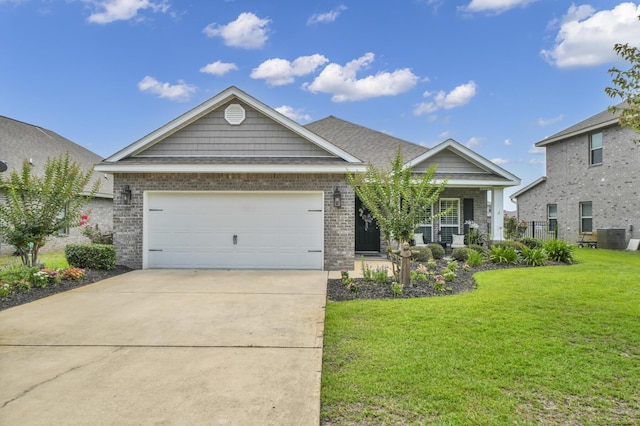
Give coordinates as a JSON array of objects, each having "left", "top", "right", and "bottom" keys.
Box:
[
  {"left": 0, "top": 116, "right": 112, "bottom": 197},
  {"left": 536, "top": 103, "right": 623, "bottom": 146},
  {"left": 304, "top": 116, "right": 428, "bottom": 168}
]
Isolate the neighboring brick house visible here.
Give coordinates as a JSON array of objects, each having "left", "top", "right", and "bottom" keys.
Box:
[
  {"left": 96, "top": 86, "right": 520, "bottom": 271},
  {"left": 511, "top": 105, "right": 640, "bottom": 246},
  {"left": 0, "top": 116, "right": 113, "bottom": 255}
]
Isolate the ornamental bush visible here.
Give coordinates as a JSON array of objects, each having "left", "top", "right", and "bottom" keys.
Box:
[
  {"left": 411, "top": 246, "right": 433, "bottom": 262},
  {"left": 65, "top": 244, "right": 116, "bottom": 270},
  {"left": 427, "top": 243, "right": 445, "bottom": 260},
  {"left": 466, "top": 250, "right": 485, "bottom": 267},
  {"left": 451, "top": 247, "right": 470, "bottom": 262},
  {"left": 491, "top": 240, "right": 528, "bottom": 252},
  {"left": 520, "top": 247, "right": 548, "bottom": 266},
  {"left": 543, "top": 239, "right": 575, "bottom": 264},
  {"left": 489, "top": 246, "right": 520, "bottom": 264},
  {"left": 520, "top": 237, "right": 544, "bottom": 249}
]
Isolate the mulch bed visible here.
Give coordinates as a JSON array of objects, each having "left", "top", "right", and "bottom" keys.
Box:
[
  {"left": 0, "top": 265, "right": 132, "bottom": 311},
  {"left": 327, "top": 260, "right": 551, "bottom": 302}
]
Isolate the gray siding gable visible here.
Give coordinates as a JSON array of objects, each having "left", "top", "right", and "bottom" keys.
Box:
[
  {"left": 137, "top": 100, "right": 336, "bottom": 159},
  {"left": 413, "top": 148, "right": 488, "bottom": 174}
]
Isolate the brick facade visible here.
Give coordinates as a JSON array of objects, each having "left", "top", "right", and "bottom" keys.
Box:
[
  {"left": 113, "top": 173, "right": 354, "bottom": 271},
  {"left": 516, "top": 125, "right": 640, "bottom": 243},
  {"left": 0, "top": 197, "right": 113, "bottom": 256}
]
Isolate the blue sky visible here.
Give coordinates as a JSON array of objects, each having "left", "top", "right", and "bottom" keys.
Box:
[{"left": 1, "top": 0, "right": 639, "bottom": 209}]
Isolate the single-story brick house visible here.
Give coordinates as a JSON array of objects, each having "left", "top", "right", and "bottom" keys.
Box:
[
  {"left": 96, "top": 86, "right": 520, "bottom": 270},
  {"left": 0, "top": 115, "right": 113, "bottom": 256}
]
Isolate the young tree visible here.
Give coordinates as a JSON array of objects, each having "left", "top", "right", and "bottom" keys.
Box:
[
  {"left": 0, "top": 153, "right": 99, "bottom": 266},
  {"left": 348, "top": 150, "right": 447, "bottom": 283},
  {"left": 605, "top": 17, "right": 640, "bottom": 144}
]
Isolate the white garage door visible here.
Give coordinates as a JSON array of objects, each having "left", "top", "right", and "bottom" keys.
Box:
[{"left": 145, "top": 192, "right": 324, "bottom": 269}]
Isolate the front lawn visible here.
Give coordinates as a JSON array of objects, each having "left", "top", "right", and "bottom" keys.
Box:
[
  {"left": 0, "top": 250, "right": 69, "bottom": 269},
  {"left": 321, "top": 249, "right": 640, "bottom": 425}
]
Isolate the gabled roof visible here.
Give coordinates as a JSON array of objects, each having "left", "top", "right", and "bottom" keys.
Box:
[
  {"left": 0, "top": 116, "right": 112, "bottom": 198},
  {"left": 304, "top": 116, "right": 427, "bottom": 169},
  {"left": 405, "top": 139, "right": 521, "bottom": 187},
  {"left": 101, "top": 86, "right": 362, "bottom": 171},
  {"left": 509, "top": 176, "right": 546, "bottom": 201},
  {"left": 535, "top": 103, "right": 622, "bottom": 147}
]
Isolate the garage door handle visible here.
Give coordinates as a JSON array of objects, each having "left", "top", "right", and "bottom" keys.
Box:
[
  {"left": 149, "top": 209, "right": 163, "bottom": 211},
  {"left": 233, "top": 235, "right": 238, "bottom": 245},
  {"left": 149, "top": 249, "right": 163, "bottom": 252},
  {"left": 308, "top": 209, "right": 322, "bottom": 212},
  {"left": 308, "top": 250, "right": 322, "bottom": 252}
]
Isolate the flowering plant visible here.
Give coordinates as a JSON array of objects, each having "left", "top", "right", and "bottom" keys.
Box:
[{"left": 464, "top": 220, "right": 486, "bottom": 245}]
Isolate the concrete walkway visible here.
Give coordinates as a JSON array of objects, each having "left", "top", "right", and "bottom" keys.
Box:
[{"left": 0, "top": 270, "right": 327, "bottom": 425}]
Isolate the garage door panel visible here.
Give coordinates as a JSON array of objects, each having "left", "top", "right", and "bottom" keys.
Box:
[{"left": 146, "top": 192, "right": 323, "bottom": 269}]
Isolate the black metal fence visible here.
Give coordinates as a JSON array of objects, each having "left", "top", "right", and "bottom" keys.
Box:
[{"left": 522, "top": 221, "right": 558, "bottom": 241}]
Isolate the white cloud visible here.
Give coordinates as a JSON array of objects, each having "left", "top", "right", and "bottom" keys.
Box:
[
  {"left": 491, "top": 157, "right": 509, "bottom": 165},
  {"left": 304, "top": 53, "right": 419, "bottom": 102},
  {"left": 308, "top": 5, "right": 347, "bottom": 25},
  {"left": 466, "top": 136, "right": 484, "bottom": 149},
  {"left": 537, "top": 114, "right": 563, "bottom": 127},
  {"left": 86, "top": 0, "right": 169, "bottom": 24},
  {"left": 413, "top": 81, "right": 477, "bottom": 115},
  {"left": 203, "top": 12, "right": 270, "bottom": 49},
  {"left": 138, "top": 76, "right": 196, "bottom": 102},
  {"left": 528, "top": 144, "right": 545, "bottom": 155},
  {"left": 529, "top": 157, "right": 545, "bottom": 165},
  {"left": 251, "top": 54, "right": 329, "bottom": 86},
  {"left": 199, "top": 60, "right": 238, "bottom": 76},
  {"left": 541, "top": 3, "right": 640, "bottom": 68},
  {"left": 462, "top": 0, "right": 538, "bottom": 14},
  {"left": 504, "top": 138, "right": 512, "bottom": 145},
  {"left": 275, "top": 105, "right": 312, "bottom": 122}
]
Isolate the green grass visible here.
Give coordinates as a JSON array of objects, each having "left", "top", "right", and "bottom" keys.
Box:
[
  {"left": 0, "top": 251, "right": 69, "bottom": 270},
  {"left": 321, "top": 249, "right": 640, "bottom": 425}
]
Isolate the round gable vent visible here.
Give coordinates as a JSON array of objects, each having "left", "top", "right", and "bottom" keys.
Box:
[{"left": 224, "top": 103, "right": 246, "bottom": 125}]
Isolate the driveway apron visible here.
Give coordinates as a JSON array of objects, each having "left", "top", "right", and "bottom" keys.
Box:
[{"left": 0, "top": 270, "right": 327, "bottom": 425}]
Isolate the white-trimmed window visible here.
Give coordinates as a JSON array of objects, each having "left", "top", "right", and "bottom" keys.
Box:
[
  {"left": 415, "top": 204, "right": 433, "bottom": 244},
  {"left": 589, "top": 132, "right": 603, "bottom": 165},
  {"left": 439, "top": 199, "right": 460, "bottom": 243},
  {"left": 547, "top": 204, "right": 557, "bottom": 233},
  {"left": 580, "top": 201, "right": 593, "bottom": 233}
]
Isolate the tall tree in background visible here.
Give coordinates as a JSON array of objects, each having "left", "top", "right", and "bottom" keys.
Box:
[
  {"left": 605, "top": 15, "right": 640, "bottom": 144},
  {"left": 0, "top": 153, "right": 98, "bottom": 266}
]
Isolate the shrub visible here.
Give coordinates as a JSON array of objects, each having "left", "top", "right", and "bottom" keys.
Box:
[
  {"left": 491, "top": 240, "right": 528, "bottom": 252},
  {"left": 373, "top": 266, "right": 389, "bottom": 284},
  {"left": 520, "top": 247, "right": 548, "bottom": 266},
  {"left": 0, "top": 265, "right": 39, "bottom": 289},
  {"left": 390, "top": 282, "right": 403, "bottom": 297},
  {"left": 65, "top": 244, "right": 116, "bottom": 270},
  {"left": 543, "top": 239, "right": 575, "bottom": 264},
  {"left": 469, "top": 244, "right": 489, "bottom": 255},
  {"left": 427, "top": 243, "right": 445, "bottom": 260},
  {"left": 442, "top": 269, "right": 456, "bottom": 282},
  {"left": 489, "top": 246, "right": 520, "bottom": 264},
  {"left": 447, "top": 260, "right": 459, "bottom": 272},
  {"left": 466, "top": 250, "right": 485, "bottom": 267},
  {"left": 451, "top": 247, "right": 470, "bottom": 262},
  {"left": 520, "top": 237, "right": 543, "bottom": 249},
  {"left": 411, "top": 246, "right": 433, "bottom": 262}
]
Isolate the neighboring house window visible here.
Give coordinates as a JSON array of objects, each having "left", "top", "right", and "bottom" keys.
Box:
[
  {"left": 415, "top": 204, "right": 433, "bottom": 244},
  {"left": 579, "top": 202, "right": 593, "bottom": 233},
  {"left": 589, "top": 132, "right": 603, "bottom": 165},
  {"left": 547, "top": 204, "right": 557, "bottom": 233},
  {"left": 439, "top": 199, "right": 460, "bottom": 243},
  {"left": 57, "top": 204, "right": 69, "bottom": 236}
]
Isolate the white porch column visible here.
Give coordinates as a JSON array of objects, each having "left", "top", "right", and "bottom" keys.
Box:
[{"left": 491, "top": 187, "right": 504, "bottom": 241}]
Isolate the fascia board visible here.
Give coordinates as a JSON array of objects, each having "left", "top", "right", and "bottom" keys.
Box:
[
  {"left": 535, "top": 118, "right": 619, "bottom": 147},
  {"left": 94, "top": 163, "right": 368, "bottom": 174},
  {"left": 433, "top": 178, "right": 521, "bottom": 187},
  {"left": 105, "top": 86, "right": 362, "bottom": 164},
  {"left": 509, "top": 176, "right": 546, "bottom": 200}
]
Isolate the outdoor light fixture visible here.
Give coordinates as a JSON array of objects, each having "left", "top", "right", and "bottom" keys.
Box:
[
  {"left": 333, "top": 187, "right": 342, "bottom": 208},
  {"left": 121, "top": 185, "right": 132, "bottom": 205}
]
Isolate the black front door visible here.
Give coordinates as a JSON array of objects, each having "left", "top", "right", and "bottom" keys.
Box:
[{"left": 355, "top": 197, "right": 380, "bottom": 252}]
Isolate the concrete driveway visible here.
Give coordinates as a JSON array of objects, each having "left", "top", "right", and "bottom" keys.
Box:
[{"left": 0, "top": 270, "right": 327, "bottom": 425}]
